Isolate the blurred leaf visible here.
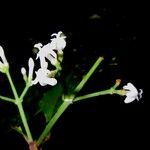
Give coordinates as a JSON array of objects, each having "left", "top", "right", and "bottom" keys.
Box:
[{"left": 38, "top": 83, "right": 63, "bottom": 123}]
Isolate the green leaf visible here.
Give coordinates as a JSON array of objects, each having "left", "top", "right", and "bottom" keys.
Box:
[{"left": 38, "top": 83, "right": 63, "bottom": 122}]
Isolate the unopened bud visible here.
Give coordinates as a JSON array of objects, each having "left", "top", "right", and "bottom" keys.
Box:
[
  {"left": 21, "top": 67, "right": 26, "bottom": 75},
  {"left": 21, "top": 67, "right": 27, "bottom": 82},
  {"left": 116, "top": 79, "right": 121, "bottom": 86}
]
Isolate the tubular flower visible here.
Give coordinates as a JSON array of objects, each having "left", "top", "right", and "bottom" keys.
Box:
[
  {"left": 0, "top": 46, "right": 9, "bottom": 73},
  {"left": 123, "top": 83, "right": 143, "bottom": 103},
  {"left": 34, "top": 42, "right": 57, "bottom": 68},
  {"left": 28, "top": 58, "right": 34, "bottom": 80},
  {"left": 51, "top": 31, "right": 66, "bottom": 54},
  {"left": 32, "top": 68, "right": 57, "bottom": 86}
]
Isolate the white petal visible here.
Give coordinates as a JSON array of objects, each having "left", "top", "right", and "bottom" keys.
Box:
[
  {"left": 38, "top": 77, "right": 57, "bottom": 86},
  {"left": 123, "top": 83, "right": 131, "bottom": 89},
  {"left": 43, "top": 78, "right": 57, "bottom": 86},
  {"left": 39, "top": 81, "right": 47, "bottom": 86},
  {"left": 124, "top": 96, "right": 135, "bottom": 103},
  {"left": 139, "top": 89, "right": 143, "bottom": 99},
  {"left": 34, "top": 43, "right": 43, "bottom": 49},
  {"left": 123, "top": 83, "right": 137, "bottom": 91},
  {"left": 126, "top": 90, "right": 138, "bottom": 98},
  {"left": 123, "top": 83, "right": 138, "bottom": 95}
]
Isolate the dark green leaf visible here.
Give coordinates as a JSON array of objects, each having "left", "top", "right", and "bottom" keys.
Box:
[{"left": 38, "top": 83, "right": 63, "bottom": 122}]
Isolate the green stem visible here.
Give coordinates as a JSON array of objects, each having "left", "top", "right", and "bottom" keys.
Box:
[
  {"left": 20, "top": 83, "right": 30, "bottom": 100},
  {"left": 0, "top": 95, "right": 15, "bottom": 103},
  {"left": 74, "top": 89, "right": 124, "bottom": 102},
  {"left": 6, "top": 70, "right": 33, "bottom": 142},
  {"left": 74, "top": 89, "right": 111, "bottom": 102},
  {"left": 17, "top": 101, "right": 33, "bottom": 142},
  {"left": 6, "top": 70, "right": 19, "bottom": 100},
  {"left": 74, "top": 56, "right": 104, "bottom": 93},
  {"left": 37, "top": 101, "right": 70, "bottom": 146}
]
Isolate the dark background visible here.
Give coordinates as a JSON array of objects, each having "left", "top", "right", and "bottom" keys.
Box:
[{"left": 0, "top": 3, "right": 147, "bottom": 149}]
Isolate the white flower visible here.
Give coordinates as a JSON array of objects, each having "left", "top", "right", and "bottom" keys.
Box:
[
  {"left": 123, "top": 83, "right": 143, "bottom": 103},
  {"left": 51, "top": 31, "right": 66, "bottom": 54},
  {"left": 34, "top": 42, "right": 57, "bottom": 68},
  {"left": 0, "top": 46, "right": 9, "bottom": 73},
  {"left": 32, "top": 68, "right": 57, "bottom": 86}
]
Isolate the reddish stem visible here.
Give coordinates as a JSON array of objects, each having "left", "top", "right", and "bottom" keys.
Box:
[{"left": 29, "top": 142, "right": 39, "bottom": 150}]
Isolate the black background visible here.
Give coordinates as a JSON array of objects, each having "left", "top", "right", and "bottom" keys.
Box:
[{"left": 0, "top": 3, "right": 147, "bottom": 150}]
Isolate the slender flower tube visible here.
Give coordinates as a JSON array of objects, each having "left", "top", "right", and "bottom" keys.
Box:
[
  {"left": 34, "top": 42, "right": 57, "bottom": 68},
  {"left": 0, "top": 46, "right": 9, "bottom": 73},
  {"left": 28, "top": 58, "right": 34, "bottom": 80},
  {"left": 123, "top": 83, "right": 143, "bottom": 103}
]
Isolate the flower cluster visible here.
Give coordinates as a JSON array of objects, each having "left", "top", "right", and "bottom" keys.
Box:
[
  {"left": 21, "top": 31, "right": 66, "bottom": 86},
  {"left": 0, "top": 32, "right": 143, "bottom": 104},
  {"left": 0, "top": 31, "right": 66, "bottom": 86}
]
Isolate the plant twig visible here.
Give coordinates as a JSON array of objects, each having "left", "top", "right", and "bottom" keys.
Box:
[
  {"left": 37, "top": 56, "right": 104, "bottom": 145},
  {"left": 74, "top": 89, "right": 124, "bottom": 102},
  {"left": 6, "top": 70, "right": 33, "bottom": 142},
  {"left": 74, "top": 56, "right": 104, "bottom": 93}
]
